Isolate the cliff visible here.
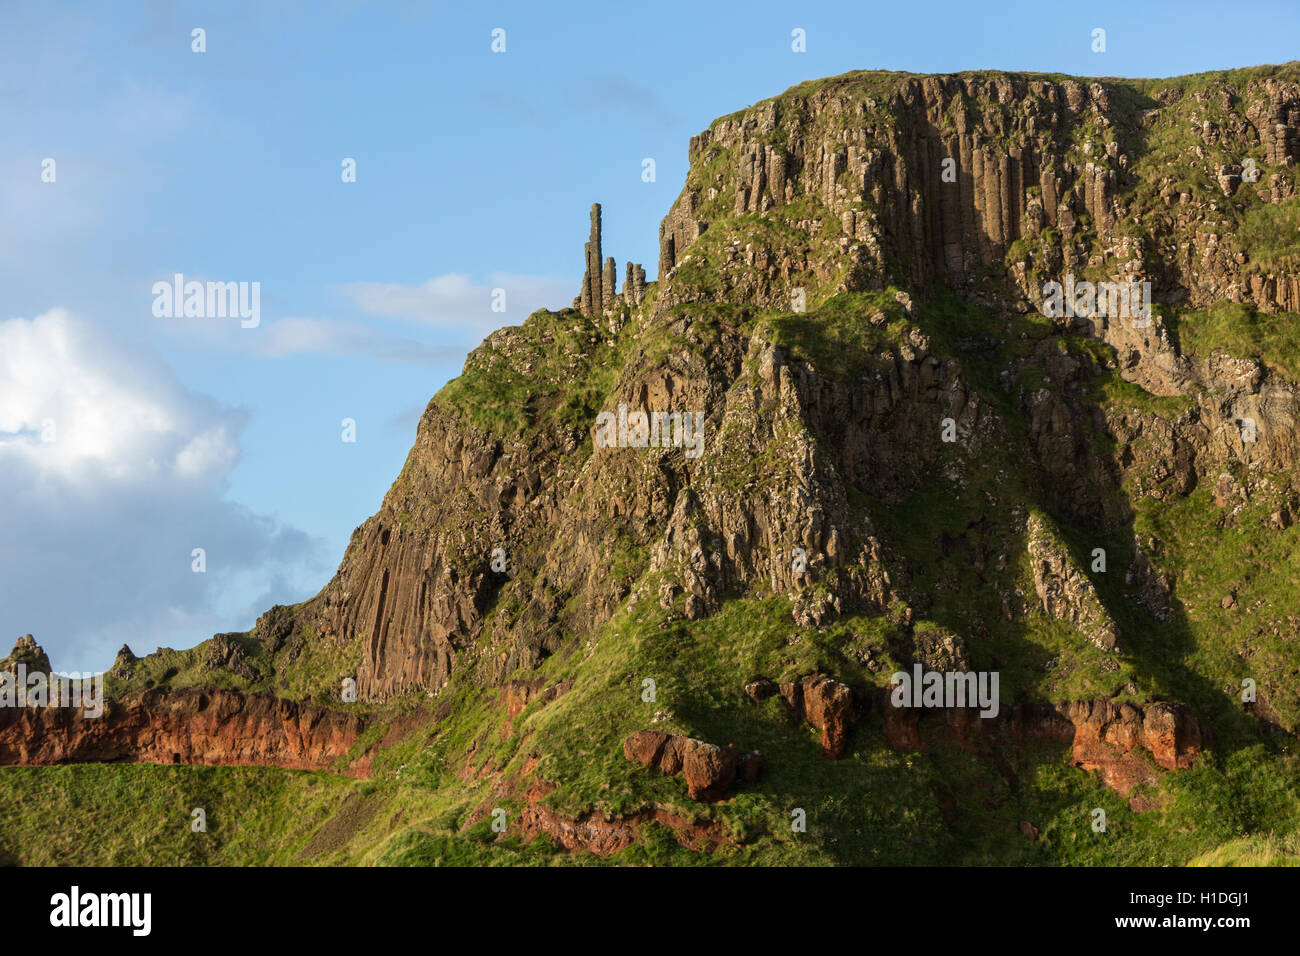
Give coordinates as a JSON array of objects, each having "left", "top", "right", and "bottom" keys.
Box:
[
  {"left": 7, "top": 63, "right": 1300, "bottom": 865},
  {"left": 258, "top": 64, "right": 1300, "bottom": 710},
  {"left": 0, "top": 687, "right": 370, "bottom": 774}
]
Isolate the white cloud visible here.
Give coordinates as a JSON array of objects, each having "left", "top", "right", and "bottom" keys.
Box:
[
  {"left": 253, "top": 316, "right": 464, "bottom": 364},
  {"left": 145, "top": 307, "right": 473, "bottom": 366},
  {"left": 142, "top": 273, "right": 576, "bottom": 361},
  {"left": 341, "top": 272, "right": 574, "bottom": 339},
  {"left": 175, "top": 424, "right": 240, "bottom": 478},
  {"left": 0, "top": 309, "right": 236, "bottom": 483},
  {"left": 0, "top": 309, "right": 326, "bottom": 672}
]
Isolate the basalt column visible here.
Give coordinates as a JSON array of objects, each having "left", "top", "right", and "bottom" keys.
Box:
[
  {"left": 659, "top": 222, "right": 676, "bottom": 278},
  {"left": 580, "top": 203, "right": 603, "bottom": 315},
  {"left": 602, "top": 256, "right": 617, "bottom": 312},
  {"left": 575, "top": 204, "right": 647, "bottom": 314},
  {"left": 624, "top": 262, "right": 647, "bottom": 306}
]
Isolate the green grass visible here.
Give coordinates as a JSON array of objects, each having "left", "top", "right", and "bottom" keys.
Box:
[
  {"left": 1191, "top": 830, "right": 1300, "bottom": 866},
  {"left": 6, "top": 561, "right": 1300, "bottom": 866},
  {"left": 435, "top": 308, "right": 628, "bottom": 439},
  {"left": 1124, "top": 474, "right": 1300, "bottom": 736},
  {"left": 762, "top": 291, "right": 913, "bottom": 379},
  {"left": 0, "top": 764, "right": 365, "bottom": 866},
  {"left": 1240, "top": 195, "right": 1300, "bottom": 272},
  {"left": 1168, "top": 301, "right": 1300, "bottom": 383}
]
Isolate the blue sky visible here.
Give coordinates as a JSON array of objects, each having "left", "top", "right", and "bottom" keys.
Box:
[{"left": 3, "top": 0, "right": 1297, "bottom": 672}]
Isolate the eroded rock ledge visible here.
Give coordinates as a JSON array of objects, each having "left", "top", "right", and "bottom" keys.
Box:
[
  {"left": 623, "top": 730, "right": 763, "bottom": 801},
  {"left": 0, "top": 689, "right": 370, "bottom": 776},
  {"left": 876, "top": 691, "right": 1203, "bottom": 798},
  {"left": 518, "top": 799, "right": 732, "bottom": 855},
  {"left": 744, "top": 672, "right": 1203, "bottom": 801}
]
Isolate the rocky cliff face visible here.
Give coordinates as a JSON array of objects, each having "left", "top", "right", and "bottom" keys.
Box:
[
  {"left": 741, "top": 671, "right": 1201, "bottom": 800},
  {"left": 1, "top": 634, "right": 50, "bottom": 675},
  {"left": 658, "top": 72, "right": 1300, "bottom": 311},
  {"left": 0, "top": 686, "right": 370, "bottom": 774},
  {"left": 654, "top": 70, "right": 1300, "bottom": 527},
  {"left": 260, "top": 65, "right": 1298, "bottom": 714},
  {"left": 10, "top": 66, "right": 1300, "bottom": 858}
]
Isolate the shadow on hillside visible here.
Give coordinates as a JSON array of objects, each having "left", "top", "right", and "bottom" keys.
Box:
[{"left": 685, "top": 276, "right": 1284, "bottom": 863}]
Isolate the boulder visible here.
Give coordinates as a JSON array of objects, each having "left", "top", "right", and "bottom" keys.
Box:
[{"left": 623, "top": 731, "right": 754, "bottom": 801}]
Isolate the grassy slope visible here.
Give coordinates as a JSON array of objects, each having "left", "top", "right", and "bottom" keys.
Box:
[
  {"left": 378, "top": 283, "right": 1300, "bottom": 865},
  {"left": 8, "top": 286, "right": 1300, "bottom": 866},
  {"left": 6, "top": 581, "right": 1295, "bottom": 866}
]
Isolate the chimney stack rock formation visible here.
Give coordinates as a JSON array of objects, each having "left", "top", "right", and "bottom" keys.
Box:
[
  {"left": 576, "top": 203, "right": 646, "bottom": 314},
  {"left": 624, "top": 261, "right": 646, "bottom": 307}
]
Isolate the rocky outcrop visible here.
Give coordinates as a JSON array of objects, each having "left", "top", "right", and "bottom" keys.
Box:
[
  {"left": 773, "top": 674, "right": 856, "bottom": 758},
  {"left": 658, "top": 72, "right": 1300, "bottom": 314},
  {"left": 108, "top": 644, "right": 139, "bottom": 680},
  {"left": 1061, "top": 699, "right": 1202, "bottom": 795},
  {"left": 575, "top": 203, "right": 645, "bottom": 315},
  {"left": 874, "top": 690, "right": 1202, "bottom": 800},
  {"left": 624, "top": 261, "right": 647, "bottom": 307},
  {"left": 748, "top": 671, "right": 1201, "bottom": 801},
  {"left": 1126, "top": 537, "right": 1175, "bottom": 622},
  {"left": 580, "top": 203, "right": 602, "bottom": 316},
  {"left": 622, "top": 730, "right": 760, "bottom": 801},
  {"left": 501, "top": 677, "right": 570, "bottom": 736},
  {"left": 303, "top": 402, "right": 533, "bottom": 700},
  {"left": 202, "top": 633, "right": 257, "bottom": 681},
  {"left": 1024, "top": 513, "right": 1121, "bottom": 652},
  {"left": 0, "top": 689, "right": 370, "bottom": 775},
  {"left": 501, "top": 678, "right": 570, "bottom": 719},
  {"left": 516, "top": 798, "right": 733, "bottom": 854},
  {"left": 467, "top": 776, "right": 735, "bottom": 855},
  {"left": 1, "top": 635, "right": 50, "bottom": 675},
  {"left": 641, "top": 332, "right": 983, "bottom": 629},
  {"left": 649, "top": 70, "right": 1300, "bottom": 524}
]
